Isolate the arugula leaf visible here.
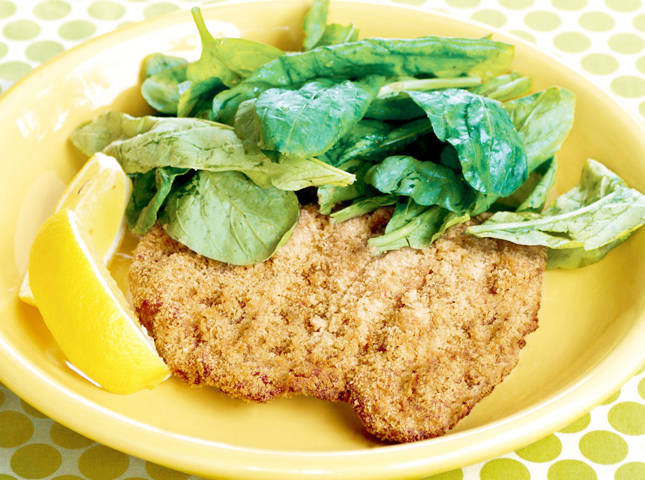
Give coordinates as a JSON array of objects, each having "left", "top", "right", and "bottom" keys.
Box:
[
  {"left": 161, "top": 170, "right": 300, "bottom": 265},
  {"left": 140, "top": 53, "right": 187, "bottom": 80},
  {"left": 70, "top": 112, "right": 265, "bottom": 174},
  {"left": 365, "top": 155, "right": 471, "bottom": 212},
  {"left": 315, "top": 23, "right": 359, "bottom": 47},
  {"left": 253, "top": 76, "right": 384, "bottom": 157},
  {"left": 302, "top": 0, "right": 329, "bottom": 50},
  {"left": 211, "top": 36, "right": 513, "bottom": 122},
  {"left": 468, "top": 159, "right": 645, "bottom": 268},
  {"left": 126, "top": 167, "right": 190, "bottom": 235},
  {"left": 330, "top": 195, "right": 397, "bottom": 222},
  {"left": 470, "top": 72, "right": 531, "bottom": 101},
  {"left": 408, "top": 89, "right": 528, "bottom": 196},
  {"left": 504, "top": 87, "right": 575, "bottom": 172}
]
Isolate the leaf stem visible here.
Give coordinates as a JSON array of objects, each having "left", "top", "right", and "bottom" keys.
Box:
[{"left": 378, "top": 77, "right": 482, "bottom": 97}]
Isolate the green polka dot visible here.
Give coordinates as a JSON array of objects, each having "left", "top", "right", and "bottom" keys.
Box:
[
  {"left": 638, "top": 378, "right": 645, "bottom": 399},
  {"left": 142, "top": 3, "right": 179, "bottom": 18},
  {"left": 11, "top": 444, "right": 61, "bottom": 478},
  {"left": 499, "top": 0, "right": 533, "bottom": 8},
  {"left": 25, "top": 40, "right": 64, "bottom": 63},
  {"left": 580, "top": 11, "right": 616, "bottom": 31},
  {"left": 579, "top": 430, "right": 628, "bottom": 464},
  {"left": 1, "top": 60, "right": 27, "bottom": 83},
  {"left": 471, "top": 9, "right": 507, "bottom": 27},
  {"left": 608, "top": 401, "right": 645, "bottom": 435},
  {"left": 609, "top": 33, "right": 645, "bottom": 54},
  {"left": 600, "top": 388, "right": 621, "bottom": 405},
  {"left": 634, "top": 55, "right": 645, "bottom": 73},
  {"left": 635, "top": 14, "right": 645, "bottom": 32},
  {"left": 525, "top": 11, "right": 562, "bottom": 31},
  {"left": 58, "top": 20, "right": 96, "bottom": 40},
  {"left": 616, "top": 462, "right": 645, "bottom": 480},
  {"left": 33, "top": 0, "right": 71, "bottom": 20},
  {"left": 480, "top": 459, "right": 529, "bottom": 480},
  {"left": 423, "top": 470, "right": 463, "bottom": 480},
  {"left": 0, "top": 475, "right": 16, "bottom": 480},
  {"left": 88, "top": 1, "right": 125, "bottom": 20},
  {"left": 0, "top": 61, "right": 29, "bottom": 81},
  {"left": 50, "top": 423, "right": 93, "bottom": 449},
  {"left": 559, "top": 412, "right": 591, "bottom": 433},
  {"left": 606, "top": 0, "right": 642, "bottom": 11},
  {"left": 145, "top": 462, "right": 190, "bottom": 480},
  {"left": 3, "top": 20, "right": 41, "bottom": 41},
  {"left": 612, "top": 75, "right": 645, "bottom": 98},
  {"left": 581, "top": 53, "right": 619, "bottom": 74},
  {"left": 554, "top": 32, "right": 591, "bottom": 53},
  {"left": 445, "top": 0, "right": 481, "bottom": 6},
  {"left": 0, "top": 0, "right": 16, "bottom": 19},
  {"left": 639, "top": 100, "right": 645, "bottom": 117},
  {"left": 20, "top": 400, "right": 47, "bottom": 418},
  {"left": 391, "top": 0, "right": 427, "bottom": 4},
  {"left": 547, "top": 460, "right": 596, "bottom": 480},
  {"left": 0, "top": 411, "right": 34, "bottom": 447},
  {"left": 53, "top": 476, "right": 83, "bottom": 480},
  {"left": 78, "top": 446, "right": 129, "bottom": 480},
  {"left": 552, "top": 0, "right": 587, "bottom": 10},
  {"left": 0, "top": 42, "right": 8, "bottom": 59},
  {"left": 509, "top": 30, "right": 536, "bottom": 43},
  {"left": 515, "top": 434, "right": 562, "bottom": 462}
]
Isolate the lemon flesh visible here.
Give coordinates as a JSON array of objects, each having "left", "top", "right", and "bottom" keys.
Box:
[
  {"left": 19, "top": 153, "right": 130, "bottom": 306},
  {"left": 29, "top": 209, "right": 169, "bottom": 394}
]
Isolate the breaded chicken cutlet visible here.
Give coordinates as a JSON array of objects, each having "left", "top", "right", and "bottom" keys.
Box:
[{"left": 129, "top": 205, "right": 546, "bottom": 443}]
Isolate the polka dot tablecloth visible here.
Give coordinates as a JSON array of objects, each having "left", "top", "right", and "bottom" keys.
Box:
[{"left": 1, "top": 0, "right": 645, "bottom": 479}]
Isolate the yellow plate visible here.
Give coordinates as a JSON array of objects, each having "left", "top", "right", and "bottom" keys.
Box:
[{"left": 1, "top": 1, "right": 644, "bottom": 478}]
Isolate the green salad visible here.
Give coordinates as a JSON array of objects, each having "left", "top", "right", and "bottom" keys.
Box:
[{"left": 70, "top": 1, "right": 645, "bottom": 268}]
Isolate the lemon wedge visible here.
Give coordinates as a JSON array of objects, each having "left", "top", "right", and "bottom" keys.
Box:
[
  {"left": 29, "top": 208, "right": 170, "bottom": 394},
  {"left": 19, "top": 153, "right": 130, "bottom": 306}
]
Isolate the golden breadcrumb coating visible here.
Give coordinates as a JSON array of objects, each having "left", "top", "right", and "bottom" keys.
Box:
[{"left": 129, "top": 205, "right": 545, "bottom": 442}]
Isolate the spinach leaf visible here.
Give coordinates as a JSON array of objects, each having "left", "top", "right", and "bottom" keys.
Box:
[
  {"left": 365, "top": 155, "right": 471, "bottom": 212},
  {"left": 496, "top": 156, "right": 557, "bottom": 212},
  {"left": 254, "top": 76, "right": 384, "bottom": 157},
  {"left": 140, "top": 53, "right": 187, "bottom": 80},
  {"left": 317, "top": 162, "right": 373, "bottom": 214},
  {"left": 315, "top": 23, "right": 359, "bottom": 47},
  {"left": 302, "top": 0, "right": 329, "bottom": 50},
  {"left": 211, "top": 36, "right": 513, "bottom": 122},
  {"left": 261, "top": 155, "right": 356, "bottom": 191},
  {"left": 177, "top": 77, "right": 223, "bottom": 118},
  {"left": 187, "top": 7, "right": 283, "bottom": 87},
  {"left": 468, "top": 159, "right": 645, "bottom": 268},
  {"left": 368, "top": 206, "right": 469, "bottom": 252},
  {"left": 70, "top": 112, "right": 264, "bottom": 174},
  {"left": 327, "top": 118, "right": 432, "bottom": 166},
  {"left": 377, "top": 76, "right": 483, "bottom": 97},
  {"left": 141, "top": 64, "right": 188, "bottom": 115},
  {"left": 330, "top": 195, "right": 397, "bottom": 222},
  {"left": 384, "top": 197, "right": 430, "bottom": 233},
  {"left": 161, "top": 170, "right": 300, "bottom": 265},
  {"left": 470, "top": 72, "right": 531, "bottom": 101},
  {"left": 126, "top": 167, "right": 190, "bottom": 235},
  {"left": 408, "top": 89, "right": 528, "bottom": 196},
  {"left": 504, "top": 87, "right": 575, "bottom": 172},
  {"left": 364, "top": 92, "right": 426, "bottom": 121}
]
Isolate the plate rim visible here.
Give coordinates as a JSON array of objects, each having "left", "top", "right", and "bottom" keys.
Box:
[{"left": 1, "top": 1, "right": 645, "bottom": 478}]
